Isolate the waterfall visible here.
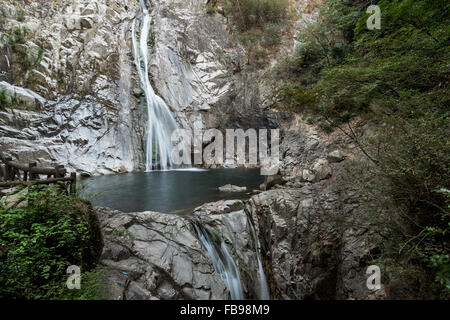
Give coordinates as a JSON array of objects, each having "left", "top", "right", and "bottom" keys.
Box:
[
  {"left": 193, "top": 223, "right": 244, "bottom": 300},
  {"left": 132, "top": 1, "right": 179, "bottom": 171},
  {"left": 246, "top": 212, "right": 270, "bottom": 300}
]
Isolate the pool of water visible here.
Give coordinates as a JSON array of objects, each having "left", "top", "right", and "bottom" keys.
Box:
[{"left": 79, "top": 168, "right": 264, "bottom": 214}]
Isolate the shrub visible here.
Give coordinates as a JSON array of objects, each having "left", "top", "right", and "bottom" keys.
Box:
[
  {"left": 224, "top": 0, "right": 290, "bottom": 32},
  {"left": 343, "top": 108, "right": 450, "bottom": 298},
  {"left": 57, "top": 267, "right": 108, "bottom": 300},
  {"left": 272, "top": 0, "right": 449, "bottom": 298},
  {"left": 221, "top": 0, "right": 291, "bottom": 66},
  {"left": 274, "top": 83, "right": 318, "bottom": 113},
  {"left": 16, "top": 7, "right": 25, "bottom": 22},
  {"left": 0, "top": 185, "right": 103, "bottom": 299},
  {"left": 0, "top": 90, "right": 9, "bottom": 110}
]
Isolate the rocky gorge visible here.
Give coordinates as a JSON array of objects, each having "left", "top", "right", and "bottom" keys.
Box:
[{"left": 0, "top": 0, "right": 391, "bottom": 300}]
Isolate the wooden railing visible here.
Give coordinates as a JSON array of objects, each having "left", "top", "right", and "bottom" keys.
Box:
[{"left": 0, "top": 152, "right": 76, "bottom": 195}]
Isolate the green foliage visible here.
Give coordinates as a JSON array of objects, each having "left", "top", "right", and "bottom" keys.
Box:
[
  {"left": 57, "top": 267, "right": 108, "bottom": 300},
  {"left": 274, "top": 0, "right": 449, "bottom": 124},
  {"left": 217, "top": 0, "right": 291, "bottom": 66},
  {"left": 224, "top": 0, "right": 290, "bottom": 32},
  {"left": 0, "top": 26, "right": 27, "bottom": 45},
  {"left": 273, "top": 0, "right": 449, "bottom": 297},
  {"left": 0, "top": 185, "right": 103, "bottom": 299},
  {"left": 345, "top": 108, "right": 450, "bottom": 298},
  {"left": 16, "top": 7, "right": 25, "bottom": 22},
  {"left": 274, "top": 83, "right": 318, "bottom": 113},
  {"left": 0, "top": 91, "right": 9, "bottom": 110},
  {"left": 206, "top": 2, "right": 218, "bottom": 14},
  {"left": 0, "top": 90, "right": 19, "bottom": 110}
]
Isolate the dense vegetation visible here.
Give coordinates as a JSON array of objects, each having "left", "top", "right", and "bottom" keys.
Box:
[
  {"left": 207, "top": 0, "right": 292, "bottom": 65},
  {"left": 273, "top": 0, "right": 449, "bottom": 298},
  {"left": 0, "top": 185, "right": 104, "bottom": 299}
]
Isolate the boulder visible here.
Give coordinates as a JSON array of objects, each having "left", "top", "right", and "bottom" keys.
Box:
[
  {"left": 218, "top": 184, "right": 247, "bottom": 192},
  {"left": 260, "top": 174, "right": 285, "bottom": 191},
  {"left": 327, "top": 150, "right": 345, "bottom": 163},
  {"left": 0, "top": 81, "right": 46, "bottom": 110},
  {"left": 311, "top": 159, "right": 332, "bottom": 181},
  {"left": 0, "top": 187, "right": 28, "bottom": 209}
]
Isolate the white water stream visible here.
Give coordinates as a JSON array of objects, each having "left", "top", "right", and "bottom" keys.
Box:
[
  {"left": 132, "top": 0, "right": 178, "bottom": 171},
  {"left": 131, "top": 1, "right": 269, "bottom": 301},
  {"left": 193, "top": 223, "right": 244, "bottom": 300}
]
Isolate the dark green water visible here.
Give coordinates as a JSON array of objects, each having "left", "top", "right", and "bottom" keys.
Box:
[{"left": 79, "top": 168, "right": 264, "bottom": 214}]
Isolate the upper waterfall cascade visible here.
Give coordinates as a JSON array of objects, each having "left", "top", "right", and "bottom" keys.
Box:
[{"left": 132, "top": 1, "right": 179, "bottom": 171}]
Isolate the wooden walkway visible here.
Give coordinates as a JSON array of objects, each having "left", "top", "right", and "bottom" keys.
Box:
[{"left": 0, "top": 152, "right": 76, "bottom": 195}]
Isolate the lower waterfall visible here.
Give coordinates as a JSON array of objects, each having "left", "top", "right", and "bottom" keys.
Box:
[
  {"left": 246, "top": 212, "right": 270, "bottom": 300},
  {"left": 193, "top": 223, "right": 245, "bottom": 300},
  {"left": 192, "top": 216, "right": 270, "bottom": 300},
  {"left": 132, "top": 0, "right": 179, "bottom": 171}
]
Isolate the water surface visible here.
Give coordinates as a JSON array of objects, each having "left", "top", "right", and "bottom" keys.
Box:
[{"left": 79, "top": 168, "right": 264, "bottom": 214}]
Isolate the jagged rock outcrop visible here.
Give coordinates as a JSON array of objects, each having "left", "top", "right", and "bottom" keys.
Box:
[
  {"left": 97, "top": 206, "right": 229, "bottom": 300},
  {"left": 245, "top": 115, "right": 386, "bottom": 300},
  {"left": 0, "top": 0, "right": 324, "bottom": 174},
  {"left": 247, "top": 185, "right": 376, "bottom": 300},
  {"left": 97, "top": 199, "right": 267, "bottom": 300}
]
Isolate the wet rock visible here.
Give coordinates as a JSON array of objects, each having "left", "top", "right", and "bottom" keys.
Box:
[
  {"left": 260, "top": 174, "right": 285, "bottom": 191},
  {"left": 96, "top": 206, "right": 229, "bottom": 300},
  {"left": 194, "top": 199, "right": 244, "bottom": 215},
  {"left": 193, "top": 199, "right": 266, "bottom": 300},
  {"left": 247, "top": 184, "right": 383, "bottom": 300}
]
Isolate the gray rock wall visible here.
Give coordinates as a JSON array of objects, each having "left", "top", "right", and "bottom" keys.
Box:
[{"left": 0, "top": 0, "right": 145, "bottom": 175}]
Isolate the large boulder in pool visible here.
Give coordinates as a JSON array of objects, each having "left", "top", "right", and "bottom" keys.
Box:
[{"left": 96, "top": 207, "right": 228, "bottom": 300}]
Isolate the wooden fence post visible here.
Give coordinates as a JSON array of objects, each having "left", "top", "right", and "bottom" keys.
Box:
[
  {"left": 5, "top": 157, "right": 12, "bottom": 181},
  {"left": 54, "top": 165, "right": 64, "bottom": 178},
  {"left": 70, "top": 172, "right": 77, "bottom": 195},
  {"left": 0, "top": 164, "right": 4, "bottom": 181},
  {"left": 29, "top": 162, "right": 37, "bottom": 180}
]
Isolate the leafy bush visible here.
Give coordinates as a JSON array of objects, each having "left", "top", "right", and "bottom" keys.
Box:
[
  {"left": 224, "top": 0, "right": 290, "bottom": 32},
  {"left": 349, "top": 110, "right": 450, "bottom": 297},
  {"left": 273, "top": 0, "right": 449, "bottom": 297},
  {"left": 0, "top": 90, "right": 9, "bottom": 110},
  {"left": 274, "top": 83, "right": 318, "bottom": 113},
  {"left": 215, "top": 0, "right": 290, "bottom": 66},
  {"left": 0, "top": 185, "right": 103, "bottom": 299},
  {"left": 57, "top": 267, "right": 108, "bottom": 300},
  {"left": 16, "top": 7, "right": 25, "bottom": 22},
  {"left": 0, "top": 26, "right": 28, "bottom": 46}
]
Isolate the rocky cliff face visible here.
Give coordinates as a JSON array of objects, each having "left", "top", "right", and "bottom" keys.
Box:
[
  {"left": 0, "top": 0, "right": 145, "bottom": 175},
  {"left": 0, "top": 0, "right": 259, "bottom": 174},
  {"left": 0, "top": 0, "right": 320, "bottom": 174},
  {"left": 97, "top": 200, "right": 266, "bottom": 300},
  {"left": 1, "top": 0, "right": 384, "bottom": 300}
]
